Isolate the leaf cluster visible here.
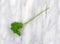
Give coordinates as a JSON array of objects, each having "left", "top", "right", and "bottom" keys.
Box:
[{"left": 11, "top": 22, "right": 23, "bottom": 36}]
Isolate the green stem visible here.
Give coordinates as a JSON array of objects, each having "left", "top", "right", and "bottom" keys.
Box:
[{"left": 24, "top": 7, "right": 49, "bottom": 25}]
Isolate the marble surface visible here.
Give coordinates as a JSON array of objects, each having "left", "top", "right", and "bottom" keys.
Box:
[{"left": 0, "top": 0, "right": 60, "bottom": 44}]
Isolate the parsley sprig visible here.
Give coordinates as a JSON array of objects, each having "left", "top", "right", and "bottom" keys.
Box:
[{"left": 10, "top": 7, "right": 49, "bottom": 36}]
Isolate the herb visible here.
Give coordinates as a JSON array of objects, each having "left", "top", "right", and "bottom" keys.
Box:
[
  {"left": 10, "top": 7, "right": 49, "bottom": 36},
  {"left": 11, "top": 22, "right": 23, "bottom": 36}
]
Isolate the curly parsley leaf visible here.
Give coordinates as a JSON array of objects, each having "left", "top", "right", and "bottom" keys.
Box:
[
  {"left": 11, "top": 22, "right": 23, "bottom": 36},
  {"left": 10, "top": 7, "right": 49, "bottom": 36}
]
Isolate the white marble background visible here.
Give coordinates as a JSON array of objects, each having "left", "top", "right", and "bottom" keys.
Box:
[{"left": 0, "top": 0, "right": 60, "bottom": 44}]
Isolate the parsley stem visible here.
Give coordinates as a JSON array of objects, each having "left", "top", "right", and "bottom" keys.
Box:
[{"left": 23, "top": 7, "right": 49, "bottom": 26}]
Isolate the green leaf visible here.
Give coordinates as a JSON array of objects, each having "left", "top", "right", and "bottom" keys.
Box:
[
  {"left": 11, "top": 22, "right": 23, "bottom": 36},
  {"left": 10, "top": 7, "right": 49, "bottom": 36}
]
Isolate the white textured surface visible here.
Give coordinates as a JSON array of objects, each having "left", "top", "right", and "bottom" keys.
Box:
[{"left": 0, "top": 0, "right": 60, "bottom": 44}]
